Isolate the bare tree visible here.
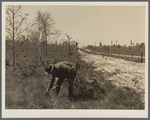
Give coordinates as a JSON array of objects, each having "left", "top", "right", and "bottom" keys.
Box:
[
  {"left": 6, "top": 5, "right": 28, "bottom": 66},
  {"left": 31, "top": 12, "right": 44, "bottom": 61},
  {"left": 28, "top": 29, "right": 40, "bottom": 66},
  {"left": 65, "top": 34, "right": 72, "bottom": 54},
  {"left": 35, "top": 11, "right": 56, "bottom": 57},
  {"left": 50, "top": 28, "right": 61, "bottom": 44}
]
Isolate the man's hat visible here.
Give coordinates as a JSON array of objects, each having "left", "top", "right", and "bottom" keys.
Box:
[{"left": 45, "top": 64, "right": 53, "bottom": 74}]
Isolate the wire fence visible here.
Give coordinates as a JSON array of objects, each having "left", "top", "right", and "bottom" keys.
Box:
[{"left": 81, "top": 45, "right": 145, "bottom": 63}]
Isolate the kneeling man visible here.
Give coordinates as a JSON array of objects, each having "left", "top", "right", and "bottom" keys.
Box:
[{"left": 44, "top": 61, "right": 77, "bottom": 99}]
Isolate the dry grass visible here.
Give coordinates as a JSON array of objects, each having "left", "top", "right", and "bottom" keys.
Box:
[{"left": 5, "top": 45, "right": 144, "bottom": 109}]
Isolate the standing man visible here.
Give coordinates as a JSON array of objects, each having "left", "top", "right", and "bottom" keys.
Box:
[{"left": 44, "top": 61, "right": 78, "bottom": 100}]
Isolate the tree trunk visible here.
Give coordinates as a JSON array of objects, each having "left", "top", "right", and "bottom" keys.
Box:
[
  {"left": 69, "top": 38, "right": 70, "bottom": 54},
  {"left": 41, "top": 42, "right": 42, "bottom": 62},
  {"left": 12, "top": 7, "right": 15, "bottom": 66},
  {"left": 27, "top": 41, "right": 28, "bottom": 57},
  {"left": 36, "top": 49, "right": 38, "bottom": 66},
  {"left": 110, "top": 47, "right": 112, "bottom": 57},
  {"left": 35, "top": 43, "right": 38, "bottom": 66},
  {"left": 46, "top": 35, "right": 47, "bottom": 57},
  {"left": 131, "top": 52, "right": 133, "bottom": 61}
]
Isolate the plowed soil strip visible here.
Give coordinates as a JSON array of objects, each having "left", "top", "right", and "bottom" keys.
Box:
[{"left": 79, "top": 49, "right": 145, "bottom": 93}]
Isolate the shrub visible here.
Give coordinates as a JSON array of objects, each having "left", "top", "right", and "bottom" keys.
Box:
[
  {"left": 73, "top": 72, "right": 104, "bottom": 100},
  {"left": 15, "top": 59, "right": 36, "bottom": 78}
]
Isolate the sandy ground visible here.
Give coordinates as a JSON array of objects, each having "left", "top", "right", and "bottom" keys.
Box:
[{"left": 79, "top": 49, "right": 145, "bottom": 95}]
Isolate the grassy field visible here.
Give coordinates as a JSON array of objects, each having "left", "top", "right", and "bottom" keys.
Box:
[{"left": 5, "top": 45, "right": 144, "bottom": 109}]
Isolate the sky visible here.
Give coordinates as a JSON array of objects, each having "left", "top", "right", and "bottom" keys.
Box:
[{"left": 20, "top": 5, "right": 146, "bottom": 47}]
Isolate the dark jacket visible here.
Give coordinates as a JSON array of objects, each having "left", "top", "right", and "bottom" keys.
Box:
[{"left": 45, "top": 61, "right": 77, "bottom": 79}]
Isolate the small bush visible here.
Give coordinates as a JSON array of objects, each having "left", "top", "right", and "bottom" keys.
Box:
[
  {"left": 15, "top": 59, "right": 36, "bottom": 78},
  {"left": 73, "top": 72, "right": 104, "bottom": 100}
]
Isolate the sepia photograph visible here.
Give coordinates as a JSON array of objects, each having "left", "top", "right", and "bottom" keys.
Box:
[{"left": 2, "top": 2, "right": 148, "bottom": 118}]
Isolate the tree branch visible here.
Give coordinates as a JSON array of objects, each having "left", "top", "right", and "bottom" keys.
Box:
[
  {"left": 7, "top": 6, "right": 14, "bottom": 14},
  {"left": 14, "top": 17, "right": 27, "bottom": 30},
  {"left": 6, "top": 42, "right": 13, "bottom": 50},
  {"left": 6, "top": 29, "right": 13, "bottom": 39},
  {"left": 14, "top": 5, "right": 21, "bottom": 15},
  {"left": 6, "top": 10, "right": 13, "bottom": 26},
  {"left": 14, "top": 28, "right": 28, "bottom": 37},
  {"left": 6, "top": 18, "right": 12, "bottom": 26},
  {"left": 6, "top": 27, "right": 13, "bottom": 32}
]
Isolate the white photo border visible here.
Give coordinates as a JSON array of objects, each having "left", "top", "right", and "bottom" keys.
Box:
[{"left": 2, "top": 2, "right": 148, "bottom": 118}]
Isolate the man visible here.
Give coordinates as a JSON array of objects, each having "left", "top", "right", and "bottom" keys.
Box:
[{"left": 44, "top": 61, "right": 77, "bottom": 100}]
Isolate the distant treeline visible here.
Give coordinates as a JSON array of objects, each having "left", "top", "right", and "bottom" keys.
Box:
[
  {"left": 85, "top": 43, "right": 145, "bottom": 56},
  {"left": 6, "top": 39, "right": 76, "bottom": 61}
]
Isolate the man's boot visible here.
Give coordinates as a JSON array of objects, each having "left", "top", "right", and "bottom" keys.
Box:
[
  {"left": 68, "top": 87, "right": 75, "bottom": 101},
  {"left": 56, "top": 86, "right": 60, "bottom": 95}
]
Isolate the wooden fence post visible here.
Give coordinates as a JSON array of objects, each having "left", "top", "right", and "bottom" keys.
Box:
[
  {"left": 132, "top": 52, "right": 133, "bottom": 61},
  {"left": 110, "top": 41, "right": 112, "bottom": 57},
  {"left": 124, "top": 51, "right": 125, "bottom": 60},
  {"left": 141, "top": 52, "right": 143, "bottom": 63}
]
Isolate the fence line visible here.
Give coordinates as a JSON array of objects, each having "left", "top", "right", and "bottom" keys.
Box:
[{"left": 80, "top": 48, "right": 145, "bottom": 63}]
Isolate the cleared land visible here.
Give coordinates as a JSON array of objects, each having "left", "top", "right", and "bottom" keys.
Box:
[{"left": 79, "top": 49, "right": 145, "bottom": 103}]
